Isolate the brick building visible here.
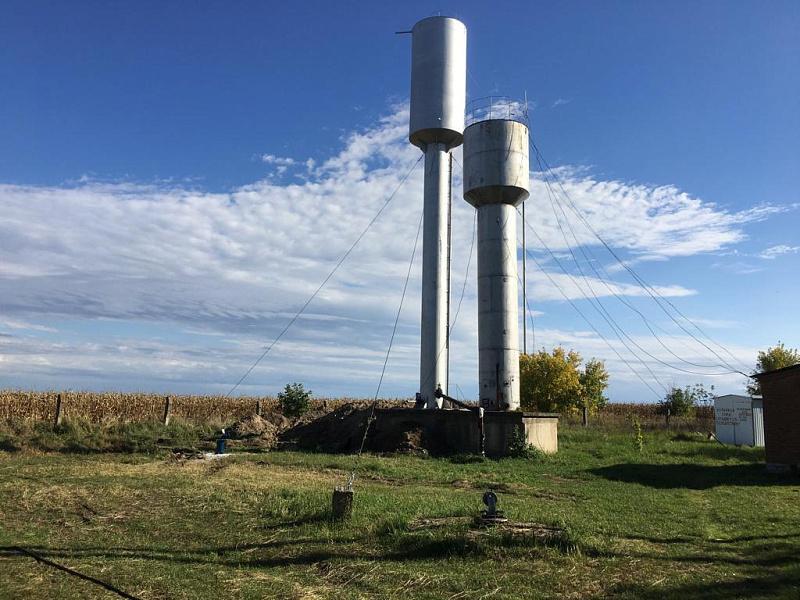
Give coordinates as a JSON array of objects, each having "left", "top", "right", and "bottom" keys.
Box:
[{"left": 753, "top": 363, "right": 800, "bottom": 472}]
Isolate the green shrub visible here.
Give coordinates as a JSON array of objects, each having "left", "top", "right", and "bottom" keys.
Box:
[
  {"left": 278, "top": 382, "right": 311, "bottom": 417},
  {"left": 658, "top": 384, "right": 710, "bottom": 418},
  {"left": 507, "top": 427, "right": 545, "bottom": 460}
]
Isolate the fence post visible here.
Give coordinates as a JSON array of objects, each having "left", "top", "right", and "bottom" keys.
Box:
[
  {"left": 256, "top": 399, "right": 262, "bottom": 417},
  {"left": 54, "top": 394, "right": 63, "bottom": 427},
  {"left": 163, "top": 396, "right": 172, "bottom": 426},
  {"left": 582, "top": 405, "right": 588, "bottom": 428},
  {"left": 665, "top": 408, "right": 671, "bottom": 428}
]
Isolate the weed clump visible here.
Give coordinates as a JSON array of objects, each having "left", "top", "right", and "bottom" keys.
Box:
[
  {"left": 631, "top": 416, "right": 644, "bottom": 453},
  {"left": 508, "top": 427, "right": 546, "bottom": 460}
]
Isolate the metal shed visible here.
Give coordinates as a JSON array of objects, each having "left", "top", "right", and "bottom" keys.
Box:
[
  {"left": 753, "top": 363, "right": 800, "bottom": 471},
  {"left": 714, "top": 394, "right": 764, "bottom": 447}
]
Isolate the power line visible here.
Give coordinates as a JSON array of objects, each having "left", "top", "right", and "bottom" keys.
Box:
[
  {"left": 521, "top": 217, "right": 667, "bottom": 398},
  {"left": 450, "top": 211, "right": 476, "bottom": 332},
  {"left": 223, "top": 155, "right": 423, "bottom": 397},
  {"left": 535, "top": 162, "right": 740, "bottom": 377},
  {"left": 544, "top": 171, "right": 739, "bottom": 373},
  {"left": 371, "top": 205, "right": 425, "bottom": 402},
  {"left": 533, "top": 175, "right": 669, "bottom": 389},
  {"left": 520, "top": 233, "right": 664, "bottom": 400},
  {"left": 532, "top": 139, "right": 749, "bottom": 374},
  {"left": 529, "top": 139, "right": 750, "bottom": 376},
  {"left": 349, "top": 199, "right": 425, "bottom": 485}
]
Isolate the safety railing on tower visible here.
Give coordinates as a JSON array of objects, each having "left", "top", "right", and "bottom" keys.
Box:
[{"left": 465, "top": 96, "right": 530, "bottom": 127}]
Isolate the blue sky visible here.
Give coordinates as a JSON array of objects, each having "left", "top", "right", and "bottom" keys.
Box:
[{"left": 1, "top": 1, "right": 798, "bottom": 402}]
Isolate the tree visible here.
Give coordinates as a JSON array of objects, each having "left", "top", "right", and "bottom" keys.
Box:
[
  {"left": 747, "top": 342, "right": 800, "bottom": 396},
  {"left": 580, "top": 358, "right": 610, "bottom": 412},
  {"left": 519, "top": 347, "right": 609, "bottom": 414},
  {"left": 278, "top": 382, "right": 311, "bottom": 417},
  {"left": 658, "top": 385, "right": 698, "bottom": 418}
]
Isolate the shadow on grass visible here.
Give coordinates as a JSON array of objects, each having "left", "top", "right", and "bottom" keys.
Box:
[
  {"left": 594, "top": 532, "right": 800, "bottom": 599},
  {"left": 606, "top": 569, "right": 800, "bottom": 599},
  {"left": 668, "top": 444, "right": 765, "bottom": 462},
  {"left": 0, "top": 524, "right": 573, "bottom": 571},
  {"left": 589, "top": 463, "right": 797, "bottom": 489},
  {"left": 261, "top": 513, "right": 333, "bottom": 531}
]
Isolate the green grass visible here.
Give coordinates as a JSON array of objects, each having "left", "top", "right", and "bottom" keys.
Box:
[{"left": 0, "top": 423, "right": 798, "bottom": 599}]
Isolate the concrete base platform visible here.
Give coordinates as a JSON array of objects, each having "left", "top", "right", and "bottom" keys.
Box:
[{"left": 370, "top": 408, "right": 558, "bottom": 457}]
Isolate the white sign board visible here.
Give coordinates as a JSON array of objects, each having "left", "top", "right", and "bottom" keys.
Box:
[{"left": 715, "top": 395, "right": 755, "bottom": 446}]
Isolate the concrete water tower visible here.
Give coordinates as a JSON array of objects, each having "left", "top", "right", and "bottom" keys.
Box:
[
  {"left": 463, "top": 107, "right": 530, "bottom": 410},
  {"left": 408, "top": 16, "right": 467, "bottom": 409}
]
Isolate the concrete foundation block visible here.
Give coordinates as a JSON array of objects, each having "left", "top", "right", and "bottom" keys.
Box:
[{"left": 371, "top": 408, "right": 558, "bottom": 457}]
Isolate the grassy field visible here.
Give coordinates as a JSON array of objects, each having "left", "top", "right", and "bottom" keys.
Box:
[{"left": 1, "top": 422, "right": 798, "bottom": 599}]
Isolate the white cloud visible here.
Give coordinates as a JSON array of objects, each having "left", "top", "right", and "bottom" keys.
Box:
[
  {"left": 0, "top": 318, "right": 58, "bottom": 333},
  {"left": 528, "top": 166, "right": 793, "bottom": 260},
  {"left": 0, "top": 105, "right": 777, "bottom": 398},
  {"left": 759, "top": 244, "right": 800, "bottom": 259},
  {"left": 260, "top": 154, "right": 296, "bottom": 166},
  {"left": 260, "top": 154, "right": 299, "bottom": 175},
  {"left": 683, "top": 317, "right": 739, "bottom": 329}
]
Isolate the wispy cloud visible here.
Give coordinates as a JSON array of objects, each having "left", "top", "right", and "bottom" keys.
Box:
[
  {"left": 0, "top": 105, "right": 776, "bottom": 398},
  {"left": 552, "top": 98, "right": 571, "bottom": 108},
  {"left": 0, "top": 318, "right": 58, "bottom": 333},
  {"left": 530, "top": 166, "right": 795, "bottom": 260},
  {"left": 260, "top": 153, "right": 298, "bottom": 175},
  {"left": 759, "top": 244, "right": 800, "bottom": 259}
]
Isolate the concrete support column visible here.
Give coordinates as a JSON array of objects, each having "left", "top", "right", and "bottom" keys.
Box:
[
  {"left": 477, "top": 203, "right": 520, "bottom": 410},
  {"left": 419, "top": 142, "right": 450, "bottom": 408}
]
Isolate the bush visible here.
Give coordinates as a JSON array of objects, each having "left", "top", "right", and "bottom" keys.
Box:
[
  {"left": 278, "top": 383, "right": 311, "bottom": 417},
  {"left": 658, "top": 384, "right": 711, "bottom": 418},
  {"left": 507, "top": 427, "right": 545, "bottom": 460}
]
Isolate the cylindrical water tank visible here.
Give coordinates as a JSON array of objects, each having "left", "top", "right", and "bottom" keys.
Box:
[
  {"left": 409, "top": 16, "right": 467, "bottom": 150},
  {"left": 463, "top": 117, "right": 530, "bottom": 411},
  {"left": 463, "top": 119, "right": 530, "bottom": 207}
]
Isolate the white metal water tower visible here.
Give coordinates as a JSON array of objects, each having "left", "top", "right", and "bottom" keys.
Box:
[
  {"left": 408, "top": 16, "right": 467, "bottom": 409},
  {"left": 462, "top": 107, "right": 530, "bottom": 410}
]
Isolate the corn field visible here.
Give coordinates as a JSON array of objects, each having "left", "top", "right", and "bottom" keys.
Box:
[
  {"left": 0, "top": 391, "right": 278, "bottom": 424},
  {"left": 1, "top": 390, "right": 714, "bottom": 429}
]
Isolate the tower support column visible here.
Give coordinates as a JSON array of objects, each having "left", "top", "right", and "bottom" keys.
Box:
[
  {"left": 477, "top": 203, "right": 520, "bottom": 410},
  {"left": 419, "top": 142, "right": 450, "bottom": 408}
]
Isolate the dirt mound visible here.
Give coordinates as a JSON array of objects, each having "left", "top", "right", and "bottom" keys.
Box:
[
  {"left": 221, "top": 400, "right": 419, "bottom": 454},
  {"left": 279, "top": 404, "right": 371, "bottom": 453},
  {"left": 226, "top": 414, "right": 279, "bottom": 448},
  {"left": 227, "top": 414, "right": 271, "bottom": 438},
  {"left": 277, "top": 402, "right": 440, "bottom": 455},
  {"left": 260, "top": 411, "right": 290, "bottom": 430}
]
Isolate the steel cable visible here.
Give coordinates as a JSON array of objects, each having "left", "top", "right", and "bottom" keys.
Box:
[{"left": 223, "top": 156, "right": 423, "bottom": 398}]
